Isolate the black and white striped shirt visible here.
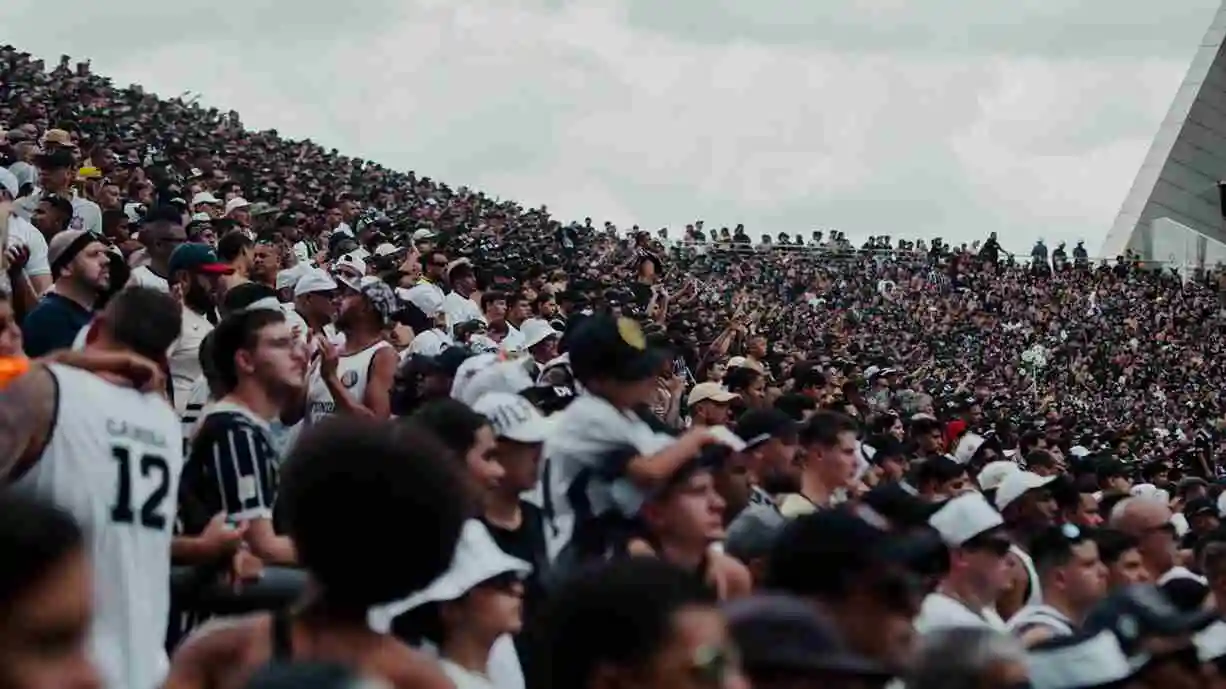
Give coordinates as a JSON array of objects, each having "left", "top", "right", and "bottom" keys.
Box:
[{"left": 178, "top": 402, "right": 280, "bottom": 535}]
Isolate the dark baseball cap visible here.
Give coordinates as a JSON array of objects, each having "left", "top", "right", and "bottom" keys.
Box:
[
  {"left": 1096, "top": 458, "right": 1129, "bottom": 480},
  {"left": 34, "top": 147, "right": 75, "bottom": 170},
  {"left": 1185, "top": 497, "right": 1217, "bottom": 519},
  {"left": 862, "top": 483, "right": 943, "bottom": 529},
  {"left": 725, "top": 503, "right": 787, "bottom": 563},
  {"left": 567, "top": 314, "right": 666, "bottom": 383},
  {"left": 169, "top": 243, "right": 234, "bottom": 275},
  {"left": 736, "top": 408, "right": 799, "bottom": 448},
  {"left": 725, "top": 595, "right": 891, "bottom": 679},
  {"left": 766, "top": 506, "right": 945, "bottom": 598}
]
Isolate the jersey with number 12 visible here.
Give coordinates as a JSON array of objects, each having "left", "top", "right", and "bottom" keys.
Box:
[{"left": 11, "top": 363, "right": 184, "bottom": 689}]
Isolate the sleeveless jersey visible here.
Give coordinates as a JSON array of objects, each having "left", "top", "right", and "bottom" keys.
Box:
[
  {"left": 1010, "top": 544, "right": 1043, "bottom": 609},
  {"left": 1006, "top": 603, "right": 1075, "bottom": 638},
  {"left": 305, "top": 340, "right": 392, "bottom": 423},
  {"left": 11, "top": 363, "right": 183, "bottom": 689}
]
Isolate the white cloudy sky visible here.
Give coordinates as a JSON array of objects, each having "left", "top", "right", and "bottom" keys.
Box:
[{"left": 6, "top": 0, "right": 1222, "bottom": 253}]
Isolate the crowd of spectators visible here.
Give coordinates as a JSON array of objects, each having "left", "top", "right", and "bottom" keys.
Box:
[{"left": 7, "top": 44, "right": 1226, "bottom": 689}]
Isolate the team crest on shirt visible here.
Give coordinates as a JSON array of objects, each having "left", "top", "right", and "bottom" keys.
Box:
[{"left": 341, "top": 370, "right": 359, "bottom": 388}]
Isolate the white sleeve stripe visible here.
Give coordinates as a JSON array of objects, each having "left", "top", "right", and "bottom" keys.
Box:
[{"left": 211, "top": 438, "right": 229, "bottom": 515}]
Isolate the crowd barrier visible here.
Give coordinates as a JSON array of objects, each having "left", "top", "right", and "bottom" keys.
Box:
[{"left": 171, "top": 565, "right": 306, "bottom": 615}]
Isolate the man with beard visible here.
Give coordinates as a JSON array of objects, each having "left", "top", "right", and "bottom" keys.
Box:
[
  {"left": 127, "top": 205, "right": 186, "bottom": 293},
  {"left": 179, "top": 308, "right": 305, "bottom": 566},
  {"left": 22, "top": 230, "right": 112, "bottom": 357},
  {"left": 994, "top": 471, "right": 1059, "bottom": 623},
  {"left": 166, "top": 243, "right": 232, "bottom": 412},
  {"left": 304, "top": 277, "right": 397, "bottom": 421}
]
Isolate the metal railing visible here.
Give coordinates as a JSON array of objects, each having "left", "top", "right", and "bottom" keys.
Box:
[
  {"left": 171, "top": 566, "right": 306, "bottom": 615},
  {"left": 660, "top": 241, "right": 1217, "bottom": 273}
]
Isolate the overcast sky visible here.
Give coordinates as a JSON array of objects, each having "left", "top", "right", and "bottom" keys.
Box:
[{"left": 7, "top": 0, "right": 1223, "bottom": 254}]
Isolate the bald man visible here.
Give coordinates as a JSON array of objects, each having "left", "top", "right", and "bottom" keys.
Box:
[{"left": 1109, "top": 497, "right": 1189, "bottom": 584}]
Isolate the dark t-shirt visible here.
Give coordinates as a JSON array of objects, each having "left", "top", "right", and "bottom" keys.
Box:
[
  {"left": 484, "top": 502, "right": 550, "bottom": 665},
  {"left": 484, "top": 502, "right": 549, "bottom": 612},
  {"left": 22, "top": 292, "right": 92, "bottom": 357}
]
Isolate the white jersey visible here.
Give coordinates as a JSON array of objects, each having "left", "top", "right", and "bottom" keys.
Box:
[
  {"left": 11, "top": 364, "right": 183, "bottom": 689},
  {"left": 306, "top": 340, "right": 392, "bottom": 423}
]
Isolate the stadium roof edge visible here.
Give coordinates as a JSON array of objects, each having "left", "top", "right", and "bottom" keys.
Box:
[{"left": 1102, "top": 1, "right": 1226, "bottom": 260}]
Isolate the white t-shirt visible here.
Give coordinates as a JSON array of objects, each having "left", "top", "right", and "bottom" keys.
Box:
[
  {"left": 442, "top": 291, "right": 483, "bottom": 334},
  {"left": 11, "top": 190, "right": 100, "bottom": 236},
  {"left": 168, "top": 308, "right": 213, "bottom": 413},
  {"left": 180, "top": 376, "right": 213, "bottom": 443},
  {"left": 69, "top": 196, "right": 103, "bottom": 235},
  {"left": 440, "top": 661, "right": 497, "bottom": 689},
  {"left": 0, "top": 214, "right": 52, "bottom": 294},
  {"left": 914, "top": 592, "right": 1007, "bottom": 634},
  {"left": 439, "top": 639, "right": 523, "bottom": 689},
  {"left": 128, "top": 265, "right": 170, "bottom": 293},
  {"left": 407, "top": 329, "right": 452, "bottom": 357},
  {"left": 541, "top": 394, "right": 674, "bottom": 561}
]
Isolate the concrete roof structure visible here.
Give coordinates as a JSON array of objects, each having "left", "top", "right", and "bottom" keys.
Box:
[{"left": 1103, "top": 3, "right": 1226, "bottom": 262}]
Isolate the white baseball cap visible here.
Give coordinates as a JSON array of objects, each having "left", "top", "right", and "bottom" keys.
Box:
[
  {"left": 520, "top": 318, "right": 560, "bottom": 349},
  {"left": 0, "top": 167, "right": 18, "bottom": 199},
  {"left": 952, "top": 433, "right": 986, "bottom": 464},
  {"left": 398, "top": 284, "right": 444, "bottom": 318},
  {"left": 293, "top": 268, "right": 339, "bottom": 298},
  {"left": 332, "top": 252, "right": 367, "bottom": 289},
  {"left": 190, "top": 191, "right": 221, "bottom": 207},
  {"left": 994, "top": 470, "right": 1056, "bottom": 512},
  {"left": 224, "top": 196, "right": 250, "bottom": 216},
  {"left": 929, "top": 492, "right": 1005, "bottom": 546},
  {"left": 374, "top": 242, "right": 403, "bottom": 257},
  {"left": 275, "top": 263, "right": 310, "bottom": 291},
  {"left": 472, "top": 391, "right": 556, "bottom": 444},
  {"left": 453, "top": 358, "right": 535, "bottom": 407},
  {"left": 412, "top": 227, "right": 437, "bottom": 242},
  {"left": 977, "top": 460, "right": 1020, "bottom": 492}
]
